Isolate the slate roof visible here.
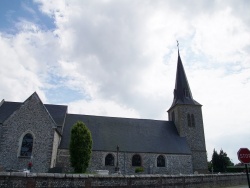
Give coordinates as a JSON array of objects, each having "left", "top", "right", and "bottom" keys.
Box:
[
  {"left": 59, "top": 114, "right": 191, "bottom": 154},
  {"left": 169, "top": 50, "right": 201, "bottom": 110},
  {"left": 0, "top": 102, "right": 20, "bottom": 124},
  {"left": 0, "top": 101, "right": 67, "bottom": 126},
  {"left": 44, "top": 104, "right": 67, "bottom": 126}
]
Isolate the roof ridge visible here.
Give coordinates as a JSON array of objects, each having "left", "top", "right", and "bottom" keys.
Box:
[
  {"left": 0, "top": 99, "right": 4, "bottom": 107},
  {"left": 66, "top": 113, "right": 167, "bottom": 122},
  {"left": 44, "top": 103, "right": 68, "bottom": 107}
]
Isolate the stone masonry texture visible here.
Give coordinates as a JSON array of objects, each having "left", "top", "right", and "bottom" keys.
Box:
[
  {"left": 0, "top": 94, "right": 57, "bottom": 172},
  {"left": 0, "top": 172, "right": 248, "bottom": 188},
  {"left": 57, "top": 149, "right": 193, "bottom": 175},
  {"left": 168, "top": 104, "right": 207, "bottom": 173}
]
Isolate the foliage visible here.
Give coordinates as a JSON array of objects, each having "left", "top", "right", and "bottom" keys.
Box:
[
  {"left": 135, "top": 167, "right": 144, "bottom": 173},
  {"left": 207, "top": 161, "right": 213, "bottom": 172},
  {"left": 210, "top": 149, "right": 234, "bottom": 172},
  {"left": 69, "top": 121, "right": 93, "bottom": 173},
  {"left": 226, "top": 166, "right": 247, "bottom": 173}
]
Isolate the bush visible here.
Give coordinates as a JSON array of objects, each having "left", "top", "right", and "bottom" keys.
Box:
[
  {"left": 69, "top": 121, "right": 92, "bottom": 173},
  {"left": 135, "top": 167, "right": 144, "bottom": 173},
  {"left": 226, "top": 166, "right": 246, "bottom": 173}
]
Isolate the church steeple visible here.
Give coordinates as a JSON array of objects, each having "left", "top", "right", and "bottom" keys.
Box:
[
  {"left": 167, "top": 43, "right": 207, "bottom": 173},
  {"left": 169, "top": 42, "right": 200, "bottom": 109}
]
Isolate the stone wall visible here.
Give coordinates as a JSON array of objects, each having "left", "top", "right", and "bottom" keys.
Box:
[
  {"left": 0, "top": 94, "right": 57, "bottom": 173},
  {"left": 0, "top": 172, "right": 248, "bottom": 188},
  {"left": 57, "top": 149, "right": 193, "bottom": 174},
  {"left": 50, "top": 131, "right": 61, "bottom": 168}
]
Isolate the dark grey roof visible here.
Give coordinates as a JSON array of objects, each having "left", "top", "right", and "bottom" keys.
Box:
[
  {"left": 44, "top": 104, "right": 67, "bottom": 126},
  {"left": 0, "top": 102, "right": 21, "bottom": 124},
  {"left": 60, "top": 114, "right": 191, "bottom": 154},
  {"left": 0, "top": 101, "right": 67, "bottom": 126},
  {"left": 169, "top": 50, "right": 200, "bottom": 110}
]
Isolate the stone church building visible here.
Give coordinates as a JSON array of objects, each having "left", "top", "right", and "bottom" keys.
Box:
[{"left": 0, "top": 50, "right": 207, "bottom": 174}]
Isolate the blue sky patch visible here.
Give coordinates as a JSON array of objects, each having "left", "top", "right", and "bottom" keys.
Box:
[
  {"left": 44, "top": 87, "right": 85, "bottom": 104},
  {"left": 0, "top": 0, "right": 55, "bottom": 33}
]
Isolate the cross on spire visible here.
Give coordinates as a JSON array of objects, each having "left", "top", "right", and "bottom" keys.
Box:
[{"left": 177, "top": 40, "right": 180, "bottom": 53}]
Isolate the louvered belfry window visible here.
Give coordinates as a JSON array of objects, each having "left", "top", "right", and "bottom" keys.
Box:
[
  {"left": 187, "top": 114, "right": 195, "bottom": 127},
  {"left": 187, "top": 114, "right": 191, "bottom": 127}
]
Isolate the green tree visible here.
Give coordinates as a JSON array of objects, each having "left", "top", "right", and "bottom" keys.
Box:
[
  {"left": 207, "top": 161, "right": 213, "bottom": 172},
  {"left": 211, "top": 149, "right": 234, "bottom": 172},
  {"left": 69, "top": 121, "right": 92, "bottom": 173}
]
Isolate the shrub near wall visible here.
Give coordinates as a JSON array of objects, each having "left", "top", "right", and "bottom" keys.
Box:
[
  {"left": 227, "top": 166, "right": 249, "bottom": 173},
  {"left": 135, "top": 167, "right": 144, "bottom": 173}
]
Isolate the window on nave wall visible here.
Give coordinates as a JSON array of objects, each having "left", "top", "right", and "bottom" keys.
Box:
[
  {"left": 157, "top": 155, "right": 165, "bottom": 167},
  {"left": 105, "top": 153, "right": 114, "bottom": 166},
  {"left": 132, "top": 154, "right": 141, "bottom": 166}
]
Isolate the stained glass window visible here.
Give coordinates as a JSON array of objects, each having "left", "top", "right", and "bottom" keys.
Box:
[{"left": 20, "top": 133, "right": 33, "bottom": 157}]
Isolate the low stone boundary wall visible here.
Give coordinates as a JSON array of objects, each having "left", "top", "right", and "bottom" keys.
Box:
[{"left": 0, "top": 172, "right": 247, "bottom": 188}]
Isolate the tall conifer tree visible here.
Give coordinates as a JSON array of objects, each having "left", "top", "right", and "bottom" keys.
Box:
[
  {"left": 212, "top": 149, "right": 233, "bottom": 172},
  {"left": 69, "top": 121, "right": 92, "bottom": 173}
]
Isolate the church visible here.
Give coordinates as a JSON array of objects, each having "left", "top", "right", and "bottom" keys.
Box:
[{"left": 0, "top": 49, "right": 207, "bottom": 174}]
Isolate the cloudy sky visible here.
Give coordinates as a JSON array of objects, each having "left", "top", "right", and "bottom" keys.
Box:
[{"left": 1, "top": 0, "right": 250, "bottom": 164}]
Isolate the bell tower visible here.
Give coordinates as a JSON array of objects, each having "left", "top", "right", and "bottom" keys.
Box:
[{"left": 168, "top": 43, "right": 207, "bottom": 173}]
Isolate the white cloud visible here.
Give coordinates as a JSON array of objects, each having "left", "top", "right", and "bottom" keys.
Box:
[
  {"left": 0, "top": 32, "right": 44, "bottom": 101},
  {"left": 68, "top": 98, "right": 140, "bottom": 119},
  {"left": 191, "top": 7, "right": 250, "bottom": 64},
  {"left": 189, "top": 65, "right": 250, "bottom": 163}
]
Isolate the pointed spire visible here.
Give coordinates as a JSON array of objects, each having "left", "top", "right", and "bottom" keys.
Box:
[{"left": 169, "top": 42, "right": 200, "bottom": 109}]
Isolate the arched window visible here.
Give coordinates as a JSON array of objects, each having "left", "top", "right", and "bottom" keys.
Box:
[
  {"left": 157, "top": 155, "right": 165, "bottom": 167},
  {"left": 20, "top": 133, "right": 33, "bottom": 157},
  {"left": 132, "top": 154, "right": 141, "bottom": 166},
  {"left": 191, "top": 114, "right": 195, "bottom": 127},
  {"left": 187, "top": 114, "right": 191, "bottom": 127},
  {"left": 105, "top": 154, "right": 114, "bottom": 166},
  {"left": 172, "top": 111, "right": 175, "bottom": 122}
]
